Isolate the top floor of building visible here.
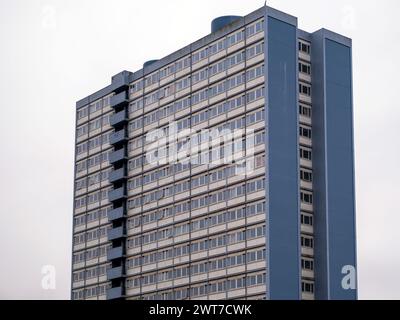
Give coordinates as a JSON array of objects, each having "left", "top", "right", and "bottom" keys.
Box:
[{"left": 75, "top": 5, "right": 351, "bottom": 114}]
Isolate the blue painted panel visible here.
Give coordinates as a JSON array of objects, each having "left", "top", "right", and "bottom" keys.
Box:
[
  {"left": 110, "top": 129, "right": 127, "bottom": 146},
  {"left": 107, "top": 246, "right": 124, "bottom": 261},
  {"left": 325, "top": 39, "right": 357, "bottom": 299},
  {"left": 267, "top": 16, "right": 300, "bottom": 300},
  {"left": 310, "top": 30, "right": 329, "bottom": 299},
  {"left": 106, "top": 286, "right": 124, "bottom": 300},
  {"left": 110, "top": 110, "right": 128, "bottom": 127},
  {"left": 107, "top": 266, "right": 124, "bottom": 281},
  {"left": 109, "top": 147, "right": 127, "bottom": 165},
  {"left": 108, "top": 207, "right": 125, "bottom": 221}
]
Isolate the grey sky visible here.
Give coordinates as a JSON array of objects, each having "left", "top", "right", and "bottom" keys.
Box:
[{"left": 0, "top": 0, "right": 399, "bottom": 299}]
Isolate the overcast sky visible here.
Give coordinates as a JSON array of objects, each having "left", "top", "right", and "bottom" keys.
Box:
[{"left": 0, "top": 0, "right": 399, "bottom": 300}]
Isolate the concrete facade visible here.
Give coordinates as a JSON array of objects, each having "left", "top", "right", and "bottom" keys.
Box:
[{"left": 71, "top": 5, "right": 357, "bottom": 300}]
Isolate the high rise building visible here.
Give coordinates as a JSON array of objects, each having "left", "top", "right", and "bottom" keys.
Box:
[{"left": 71, "top": 5, "right": 357, "bottom": 300}]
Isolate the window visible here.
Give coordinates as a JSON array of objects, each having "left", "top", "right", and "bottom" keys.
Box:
[
  {"left": 300, "top": 169, "right": 313, "bottom": 182},
  {"left": 210, "top": 38, "right": 226, "bottom": 55},
  {"left": 246, "top": 19, "right": 264, "bottom": 37},
  {"left": 75, "top": 178, "right": 87, "bottom": 191},
  {"left": 299, "top": 83, "right": 311, "bottom": 96},
  {"left": 144, "top": 72, "right": 159, "bottom": 87},
  {"left": 76, "top": 124, "right": 88, "bottom": 137},
  {"left": 73, "top": 207, "right": 109, "bottom": 227},
  {"left": 227, "top": 30, "right": 244, "bottom": 47},
  {"left": 191, "top": 109, "right": 208, "bottom": 126},
  {"left": 77, "top": 106, "right": 88, "bottom": 120},
  {"left": 302, "top": 281, "right": 314, "bottom": 293},
  {"left": 191, "top": 88, "right": 208, "bottom": 105},
  {"left": 246, "top": 41, "right": 264, "bottom": 59},
  {"left": 246, "top": 64, "right": 264, "bottom": 81},
  {"left": 159, "top": 64, "right": 175, "bottom": 79},
  {"left": 299, "top": 126, "right": 312, "bottom": 139},
  {"left": 301, "top": 258, "right": 314, "bottom": 271},
  {"left": 175, "top": 77, "right": 190, "bottom": 92},
  {"left": 226, "top": 50, "right": 245, "bottom": 69},
  {"left": 300, "top": 191, "right": 313, "bottom": 204},
  {"left": 129, "top": 99, "right": 143, "bottom": 113},
  {"left": 175, "top": 56, "right": 191, "bottom": 72},
  {"left": 299, "top": 104, "right": 312, "bottom": 117},
  {"left": 299, "top": 62, "right": 311, "bottom": 75},
  {"left": 299, "top": 41, "right": 311, "bottom": 54},
  {"left": 246, "top": 86, "right": 264, "bottom": 103},
  {"left": 209, "top": 60, "right": 226, "bottom": 76},
  {"left": 89, "top": 100, "right": 102, "bottom": 114},
  {"left": 192, "top": 68, "right": 208, "bottom": 84},
  {"left": 300, "top": 147, "right": 312, "bottom": 161},
  {"left": 301, "top": 236, "right": 314, "bottom": 248},
  {"left": 301, "top": 213, "right": 313, "bottom": 226},
  {"left": 192, "top": 47, "right": 208, "bottom": 64},
  {"left": 255, "top": 154, "right": 265, "bottom": 168},
  {"left": 129, "top": 80, "right": 143, "bottom": 94}
]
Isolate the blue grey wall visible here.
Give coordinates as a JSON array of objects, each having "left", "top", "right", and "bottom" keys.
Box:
[
  {"left": 267, "top": 14, "right": 301, "bottom": 300},
  {"left": 311, "top": 30, "right": 357, "bottom": 300}
]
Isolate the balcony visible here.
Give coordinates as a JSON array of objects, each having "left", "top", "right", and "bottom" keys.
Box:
[
  {"left": 107, "top": 266, "right": 124, "bottom": 281},
  {"left": 111, "top": 71, "right": 130, "bottom": 93},
  {"left": 109, "top": 147, "right": 127, "bottom": 165},
  {"left": 106, "top": 286, "right": 124, "bottom": 300},
  {"left": 107, "top": 246, "right": 124, "bottom": 261},
  {"left": 110, "top": 110, "right": 128, "bottom": 128},
  {"left": 109, "top": 167, "right": 126, "bottom": 184},
  {"left": 107, "top": 226, "right": 126, "bottom": 241},
  {"left": 110, "top": 129, "right": 127, "bottom": 146},
  {"left": 107, "top": 207, "right": 125, "bottom": 221},
  {"left": 108, "top": 186, "right": 126, "bottom": 202},
  {"left": 110, "top": 91, "right": 128, "bottom": 108}
]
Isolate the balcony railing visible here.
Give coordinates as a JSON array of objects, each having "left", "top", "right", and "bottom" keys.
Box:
[
  {"left": 106, "top": 286, "right": 124, "bottom": 300},
  {"left": 110, "top": 91, "right": 128, "bottom": 108},
  {"left": 109, "top": 147, "right": 126, "bottom": 165},
  {"left": 110, "top": 110, "right": 128, "bottom": 127},
  {"left": 109, "top": 129, "right": 127, "bottom": 146},
  {"left": 107, "top": 226, "right": 126, "bottom": 241},
  {"left": 108, "top": 186, "right": 126, "bottom": 202},
  {"left": 107, "top": 266, "right": 124, "bottom": 281},
  {"left": 107, "top": 207, "right": 125, "bottom": 221},
  {"left": 107, "top": 246, "right": 124, "bottom": 260},
  {"left": 109, "top": 167, "right": 126, "bottom": 184}
]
